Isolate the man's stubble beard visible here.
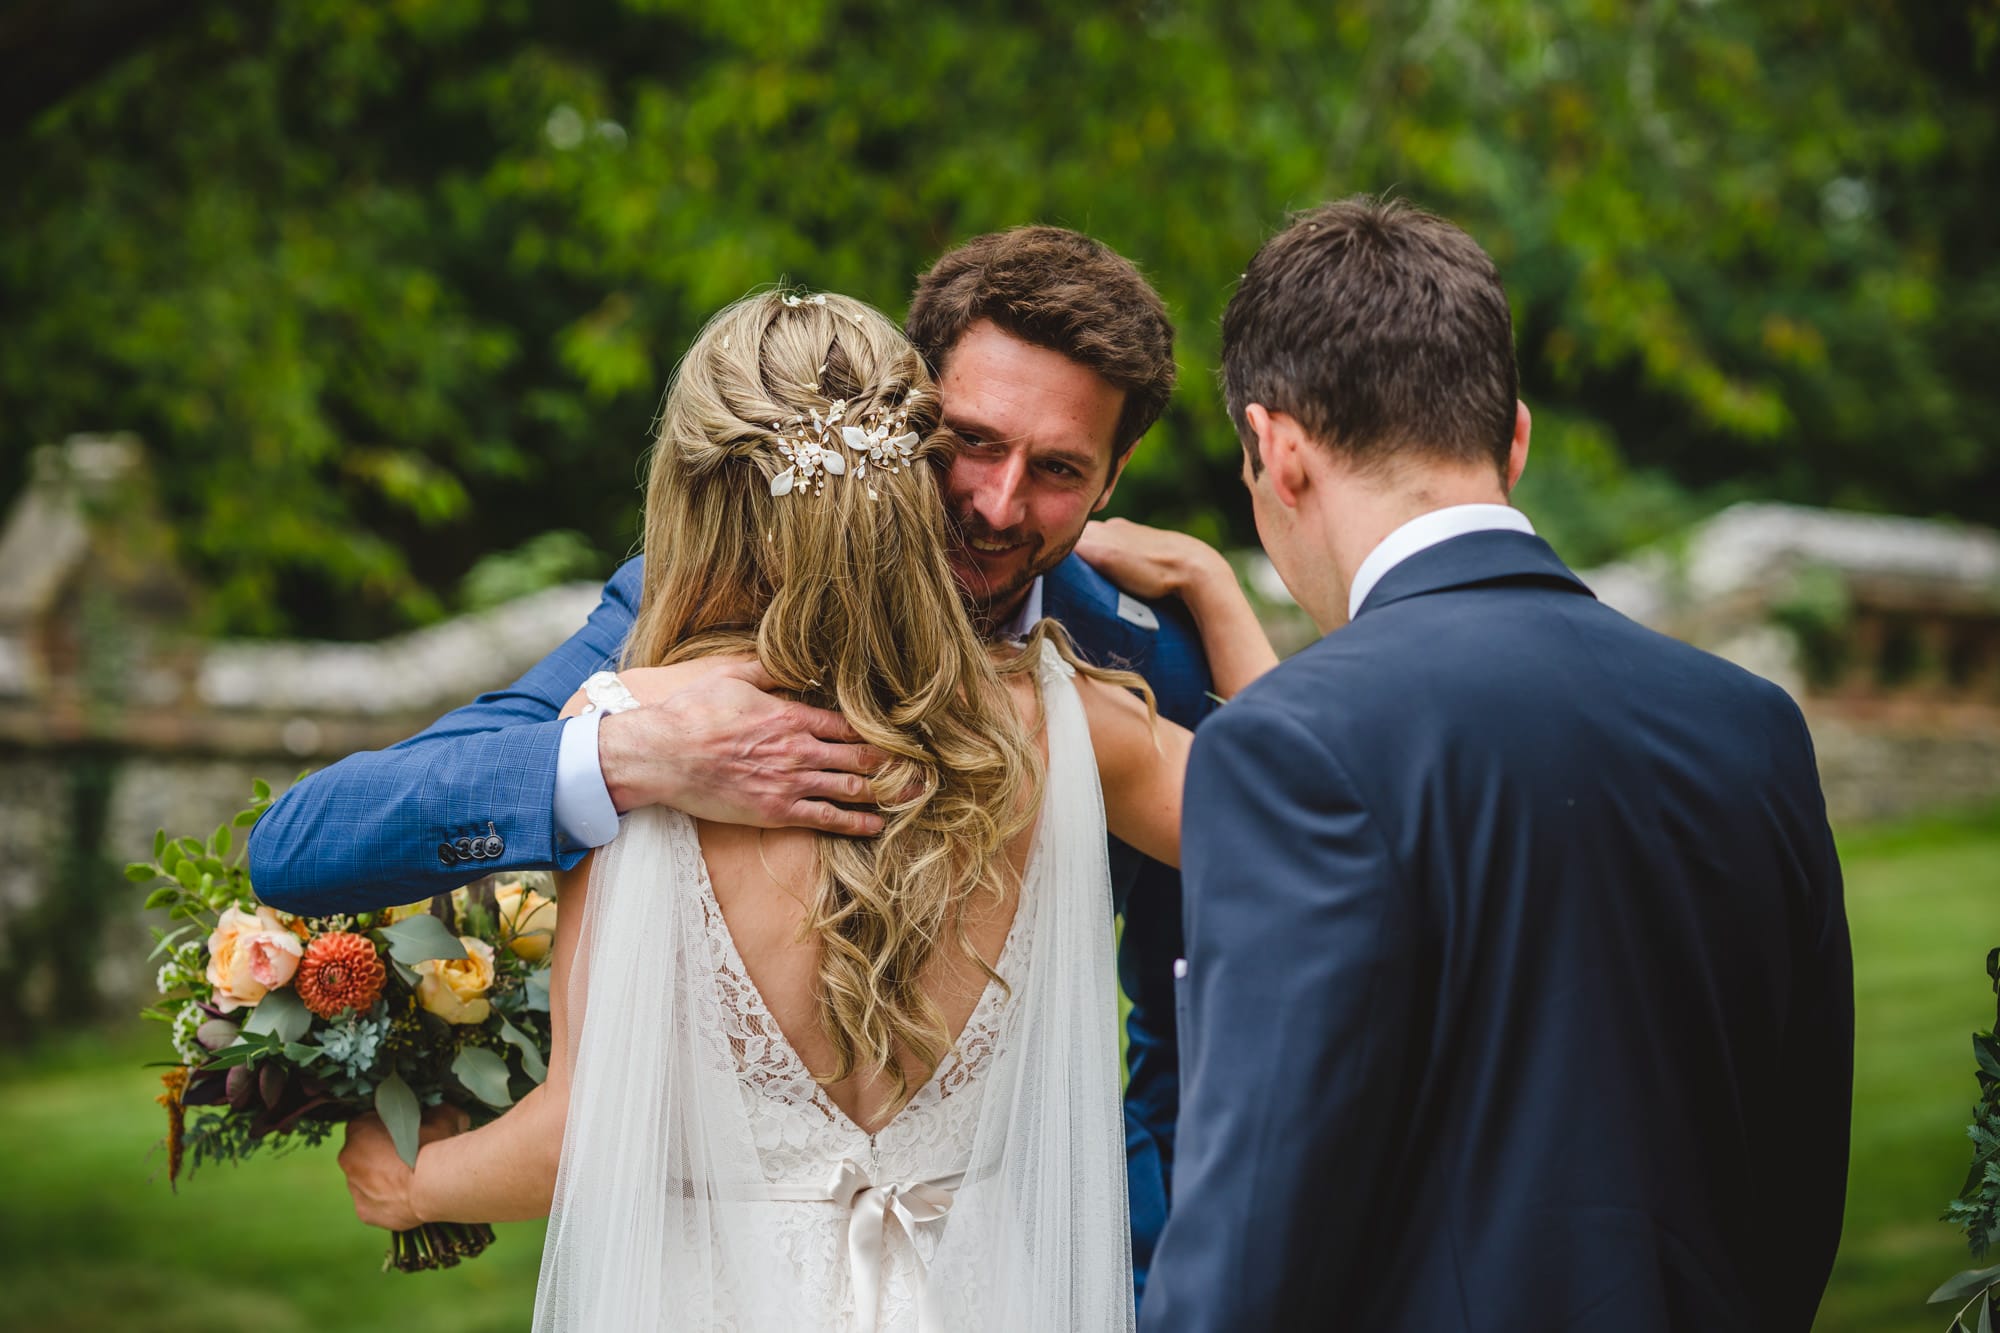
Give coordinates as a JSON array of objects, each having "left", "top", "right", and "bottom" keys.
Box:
[{"left": 945, "top": 509, "right": 1075, "bottom": 639}]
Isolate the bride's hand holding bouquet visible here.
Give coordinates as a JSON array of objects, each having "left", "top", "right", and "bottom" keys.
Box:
[{"left": 135, "top": 782, "right": 559, "bottom": 1271}]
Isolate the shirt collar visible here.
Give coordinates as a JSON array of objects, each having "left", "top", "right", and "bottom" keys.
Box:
[
  {"left": 1000, "top": 575, "right": 1047, "bottom": 641},
  {"left": 1348, "top": 504, "right": 1536, "bottom": 620}
]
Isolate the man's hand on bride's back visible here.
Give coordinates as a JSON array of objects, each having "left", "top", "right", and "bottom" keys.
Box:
[{"left": 579, "top": 657, "right": 888, "bottom": 837}]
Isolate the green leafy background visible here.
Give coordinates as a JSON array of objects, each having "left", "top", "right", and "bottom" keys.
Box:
[{"left": 4, "top": 0, "right": 1997, "bottom": 637}]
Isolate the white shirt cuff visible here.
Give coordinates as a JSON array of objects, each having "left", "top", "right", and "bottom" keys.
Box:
[{"left": 553, "top": 713, "right": 621, "bottom": 851}]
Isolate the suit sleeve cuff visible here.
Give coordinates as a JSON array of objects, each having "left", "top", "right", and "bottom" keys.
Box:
[{"left": 552, "top": 713, "right": 621, "bottom": 851}]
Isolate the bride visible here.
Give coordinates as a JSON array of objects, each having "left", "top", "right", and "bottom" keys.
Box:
[{"left": 341, "top": 290, "right": 1191, "bottom": 1329}]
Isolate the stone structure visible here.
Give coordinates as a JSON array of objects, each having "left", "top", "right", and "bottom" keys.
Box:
[
  {"left": 3, "top": 438, "right": 1997, "bottom": 1035},
  {"left": 0, "top": 437, "right": 600, "bottom": 1038},
  {"left": 1242, "top": 502, "right": 2000, "bottom": 822},
  {"left": 1587, "top": 504, "right": 2000, "bottom": 821}
]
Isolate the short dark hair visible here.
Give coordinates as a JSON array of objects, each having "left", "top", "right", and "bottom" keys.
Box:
[
  {"left": 907, "top": 226, "right": 1176, "bottom": 461},
  {"left": 1221, "top": 196, "right": 1517, "bottom": 477}
]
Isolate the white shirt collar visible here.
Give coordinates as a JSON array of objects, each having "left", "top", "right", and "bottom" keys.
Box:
[
  {"left": 1000, "top": 575, "right": 1047, "bottom": 641},
  {"left": 1347, "top": 503, "right": 1536, "bottom": 620}
]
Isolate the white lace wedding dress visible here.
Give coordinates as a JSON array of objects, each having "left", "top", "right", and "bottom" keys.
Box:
[{"left": 532, "top": 642, "right": 1134, "bottom": 1332}]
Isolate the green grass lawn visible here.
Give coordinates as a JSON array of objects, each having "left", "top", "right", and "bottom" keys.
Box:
[
  {"left": 1818, "top": 808, "right": 2000, "bottom": 1333},
  {"left": 0, "top": 1037, "right": 545, "bottom": 1333},
  {"left": 1, "top": 806, "right": 1994, "bottom": 1330}
]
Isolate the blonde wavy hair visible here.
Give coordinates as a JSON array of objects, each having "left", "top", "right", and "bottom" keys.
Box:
[{"left": 625, "top": 290, "right": 1106, "bottom": 1113}]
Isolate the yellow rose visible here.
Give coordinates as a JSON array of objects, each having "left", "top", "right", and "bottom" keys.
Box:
[
  {"left": 381, "top": 899, "right": 434, "bottom": 925},
  {"left": 494, "top": 881, "right": 558, "bottom": 962},
  {"left": 415, "top": 936, "right": 496, "bottom": 1025},
  {"left": 205, "top": 905, "right": 303, "bottom": 1013}
]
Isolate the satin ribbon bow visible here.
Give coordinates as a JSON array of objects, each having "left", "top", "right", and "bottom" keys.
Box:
[{"left": 826, "top": 1158, "right": 957, "bottom": 1333}]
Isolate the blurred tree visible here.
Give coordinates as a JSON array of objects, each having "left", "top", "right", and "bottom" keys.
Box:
[
  {"left": 0, "top": 0, "right": 194, "bottom": 134},
  {"left": 1, "top": 0, "right": 1995, "bottom": 637}
]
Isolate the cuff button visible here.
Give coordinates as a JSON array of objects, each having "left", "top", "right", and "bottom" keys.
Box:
[
  {"left": 437, "top": 842, "right": 458, "bottom": 866},
  {"left": 454, "top": 837, "right": 475, "bottom": 860}
]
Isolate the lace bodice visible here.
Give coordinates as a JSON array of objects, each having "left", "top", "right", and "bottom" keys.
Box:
[
  {"left": 693, "top": 834, "right": 1024, "bottom": 1185},
  {"left": 666, "top": 814, "right": 1029, "bottom": 1331}
]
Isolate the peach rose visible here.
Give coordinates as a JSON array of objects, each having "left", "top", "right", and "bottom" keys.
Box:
[
  {"left": 494, "top": 881, "right": 558, "bottom": 962},
  {"left": 415, "top": 936, "right": 496, "bottom": 1025},
  {"left": 205, "top": 906, "right": 303, "bottom": 1013}
]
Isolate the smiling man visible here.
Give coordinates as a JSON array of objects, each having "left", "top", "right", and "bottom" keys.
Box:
[
  {"left": 248, "top": 225, "right": 1226, "bottom": 1299},
  {"left": 939, "top": 325, "right": 1119, "bottom": 619},
  {"left": 905, "top": 228, "right": 1168, "bottom": 632}
]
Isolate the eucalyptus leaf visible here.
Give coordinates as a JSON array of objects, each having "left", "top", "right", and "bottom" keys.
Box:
[
  {"left": 376, "top": 914, "right": 469, "bottom": 964},
  {"left": 391, "top": 958, "right": 420, "bottom": 988},
  {"left": 375, "top": 1072, "right": 421, "bottom": 1169},
  {"left": 452, "top": 1045, "right": 514, "bottom": 1109},
  {"left": 1930, "top": 1263, "right": 2000, "bottom": 1305},
  {"left": 282, "top": 1041, "right": 321, "bottom": 1064},
  {"left": 524, "top": 967, "right": 551, "bottom": 1013},
  {"left": 242, "top": 987, "right": 311, "bottom": 1044},
  {"left": 498, "top": 1016, "right": 548, "bottom": 1084},
  {"left": 1980, "top": 1290, "right": 1994, "bottom": 1333},
  {"left": 196, "top": 1018, "right": 240, "bottom": 1051}
]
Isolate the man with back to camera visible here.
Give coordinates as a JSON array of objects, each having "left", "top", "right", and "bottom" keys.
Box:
[
  {"left": 250, "top": 225, "right": 1277, "bottom": 1298},
  {"left": 1141, "top": 197, "right": 1853, "bottom": 1331}
]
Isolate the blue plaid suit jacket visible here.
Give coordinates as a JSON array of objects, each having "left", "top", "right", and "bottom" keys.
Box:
[{"left": 249, "top": 550, "right": 1216, "bottom": 1299}]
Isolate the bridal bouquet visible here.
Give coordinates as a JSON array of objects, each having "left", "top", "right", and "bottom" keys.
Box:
[{"left": 133, "top": 781, "right": 558, "bottom": 1272}]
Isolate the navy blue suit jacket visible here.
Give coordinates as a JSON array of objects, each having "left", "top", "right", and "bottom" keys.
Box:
[
  {"left": 1141, "top": 531, "right": 1851, "bottom": 1332},
  {"left": 250, "top": 550, "right": 1215, "bottom": 1299}
]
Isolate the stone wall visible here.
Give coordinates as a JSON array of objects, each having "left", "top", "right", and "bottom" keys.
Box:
[
  {"left": 1591, "top": 503, "right": 2000, "bottom": 825},
  {"left": 0, "top": 437, "right": 607, "bottom": 1037},
  {"left": 1238, "top": 501, "right": 2000, "bottom": 825},
  {"left": 3, "top": 440, "right": 1997, "bottom": 1036}
]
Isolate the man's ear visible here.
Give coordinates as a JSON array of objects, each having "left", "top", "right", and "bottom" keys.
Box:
[
  {"left": 1505, "top": 399, "right": 1531, "bottom": 492},
  {"left": 1249, "top": 405, "right": 1312, "bottom": 511}
]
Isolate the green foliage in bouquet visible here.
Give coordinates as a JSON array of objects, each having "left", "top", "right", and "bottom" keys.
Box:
[
  {"left": 1930, "top": 947, "right": 2000, "bottom": 1330},
  {"left": 131, "top": 781, "right": 561, "bottom": 1271}
]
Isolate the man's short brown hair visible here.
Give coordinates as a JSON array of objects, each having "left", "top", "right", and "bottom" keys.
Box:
[
  {"left": 907, "top": 226, "right": 1176, "bottom": 461},
  {"left": 1221, "top": 196, "right": 1518, "bottom": 477}
]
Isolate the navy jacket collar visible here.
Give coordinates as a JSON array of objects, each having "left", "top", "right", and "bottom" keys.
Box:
[
  {"left": 1355, "top": 529, "right": 1595, "bottom": 619},
  {"left": 1041, "top": 553, "right": 1149, "bottom": 661}
]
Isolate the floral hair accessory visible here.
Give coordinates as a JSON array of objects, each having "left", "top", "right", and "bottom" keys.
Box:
[{"left": 768, "top": 397, "right": 919, "bottom": 499}]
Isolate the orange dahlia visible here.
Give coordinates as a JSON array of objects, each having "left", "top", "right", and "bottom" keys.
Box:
[{"left": 295, "top": 931, "right": 387, "bottom": 1018}]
